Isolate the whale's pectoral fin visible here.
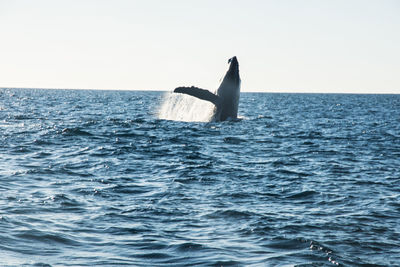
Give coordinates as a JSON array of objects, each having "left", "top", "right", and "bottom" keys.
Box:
[{"left": 174, "top": 86, "right": 221, "bottom": 106}]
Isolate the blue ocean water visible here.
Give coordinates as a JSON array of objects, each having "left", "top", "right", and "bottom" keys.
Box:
[{"left": 1, "top": 88, "right": 400, "bottom": 266}]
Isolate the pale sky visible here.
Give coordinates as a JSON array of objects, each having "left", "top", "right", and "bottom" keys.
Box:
[{"left": 1, "top": 0, "right": 399, "bottom": 93}]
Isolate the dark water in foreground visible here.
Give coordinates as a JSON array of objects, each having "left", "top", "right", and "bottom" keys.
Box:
[{"left": 1, "top": 88, "right": 400, "bottom": 266}]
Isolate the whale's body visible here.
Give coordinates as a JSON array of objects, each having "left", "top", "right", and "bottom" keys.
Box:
[{"left": 174, "top": 56, "right": 241, "bottom": 121}]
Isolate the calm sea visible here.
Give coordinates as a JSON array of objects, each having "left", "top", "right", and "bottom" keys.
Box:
[{"left": 1, "top": 88, "right": 399, "bottom": 266}]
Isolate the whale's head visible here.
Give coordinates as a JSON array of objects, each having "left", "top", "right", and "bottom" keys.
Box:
[
  {"left": 228, "top": 56, "right": 238, "bottom": 69},
  {"left": 215, "top": 56, "right": 241, "bottom": 121},
  {"left": 224, "top": 56, "right": 240, "bottom": 84}
]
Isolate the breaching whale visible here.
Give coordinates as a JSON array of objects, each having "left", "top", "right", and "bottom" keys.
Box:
[{"left": 173, "top": 56, "right": 241, "bottom": 122}]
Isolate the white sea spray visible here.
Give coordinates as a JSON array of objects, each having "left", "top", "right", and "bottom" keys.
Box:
[{"left": 157, "top": 92, "right": 214, "bottom": 122}]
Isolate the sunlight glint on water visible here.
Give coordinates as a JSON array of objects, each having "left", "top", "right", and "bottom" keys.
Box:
[{"left": 158, "top": 92, "right": 214, "bottom": 122}]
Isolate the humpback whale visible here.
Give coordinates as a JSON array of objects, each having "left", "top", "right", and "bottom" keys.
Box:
[{"left": 174, "top": 56, "right": 241, "bottom": 122}]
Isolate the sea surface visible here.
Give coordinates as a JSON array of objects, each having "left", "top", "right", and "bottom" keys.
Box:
[{"left": 1, "top": 88, "right": 400, "bottom": 266}]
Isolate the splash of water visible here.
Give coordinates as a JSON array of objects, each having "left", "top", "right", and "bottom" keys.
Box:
[{"left": 158, "top": 92, "right": 215, "bottom": 122}]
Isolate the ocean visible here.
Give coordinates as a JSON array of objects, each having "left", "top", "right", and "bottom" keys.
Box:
[{"left": 1, "top": 88, "right": 399, "bottom": 266}]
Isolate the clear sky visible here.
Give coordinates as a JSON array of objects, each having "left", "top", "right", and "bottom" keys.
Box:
[{"left": 1, "top": 0, "right": 399, "bottom": 93}]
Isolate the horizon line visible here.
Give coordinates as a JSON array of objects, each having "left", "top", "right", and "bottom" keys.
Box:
[{"left": 0, "top": 86, "right": 399, "bottom": 95}]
